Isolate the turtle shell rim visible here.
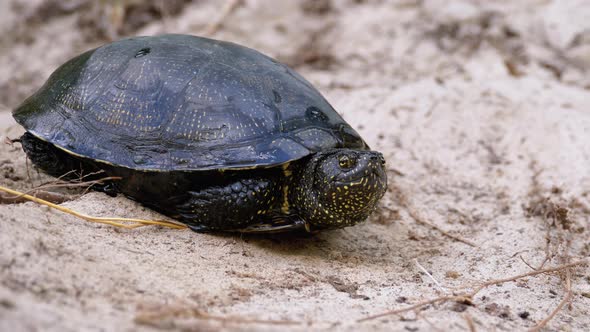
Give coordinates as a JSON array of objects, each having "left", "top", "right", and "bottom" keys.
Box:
[{"left": 22, "top": 129, "right": 306, "bottom": 172}]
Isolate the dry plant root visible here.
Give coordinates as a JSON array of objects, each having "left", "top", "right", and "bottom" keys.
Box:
[{"left": 0, "top": 185, "right": 187, "bottom": 230}]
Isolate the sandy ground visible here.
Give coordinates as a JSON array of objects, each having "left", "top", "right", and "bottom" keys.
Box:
[{"left": 1, "top": 0, "right": 590, "bottom": 331}]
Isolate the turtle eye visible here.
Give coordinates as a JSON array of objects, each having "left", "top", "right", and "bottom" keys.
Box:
[{"left": 338, "top": 155, "right": 356, "bottom": 170}]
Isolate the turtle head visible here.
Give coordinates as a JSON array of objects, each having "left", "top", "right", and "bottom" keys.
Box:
[{"left": 292, "top": 149, "right": 387, "bottom": 231}]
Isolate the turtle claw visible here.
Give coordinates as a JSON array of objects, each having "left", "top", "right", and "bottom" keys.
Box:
[
  {"left": 187, "top": 224, "right": 215, "bottom": 233},
  {"left": 234, "top": 216, "right": 309, "bottom": 233}
]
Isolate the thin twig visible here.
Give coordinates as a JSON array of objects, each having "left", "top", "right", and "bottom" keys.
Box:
[
  {"left": 407, "top": 208, "right": 477, "bottom": 247},
  {"left": 27, "top": 176, "right": 120, "bottom": 193},
  {"left": 358, "top": 260, "right": 587, "bottom": 322},
  {"left": 385, "top": 205, "right": 477, "bottom": 247},
  {"left": 45, "top": 169, "right": 107, "bottom": 186},
  {"left": 201, "top": 0, "right": 243, "bottom": 36},
  {"left": 358, "top": 295, "right": 466, "bottom": 322},
  {"left": 463, "top": 313, "right": 477, "bottom": 332},
  {"left": 0, "top": 176, "right": 121, "bottom": 205},
  {"left": 528, "top": 267, "right": 572, "bottom": 331},
  {"left": 468, "top": 260, "right": 582, "bottom": 294},
  {"left": 527, "top": 202, "right": 575, "bottom": 331},
  {"left": 529, "top": 202, "right": 558, "bottom": 271},
  {"left": 43, "top": 177, "right": 118, "bottom": 189},
  {"left": 519, "top": 255, "right": 537, "bottom": 271},
  {"left": 417, "top": 311, "right": 446, "bottom": 332},
  {"left": 537, "top": 219, "right": 553, "bottom": 270},
  {"left": 414, "top": 259, "right": 448, "bottom": 294}
]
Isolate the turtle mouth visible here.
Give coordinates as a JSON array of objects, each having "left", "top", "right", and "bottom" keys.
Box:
[
  {"left": 333, "top": 170, "right": 385, "bottom": 188},
  {"left": 333, "top": 173, "right": 368, "bottom": 186},
  {"left": 332, "top": 166, "right": 366, "bottom": 184}
]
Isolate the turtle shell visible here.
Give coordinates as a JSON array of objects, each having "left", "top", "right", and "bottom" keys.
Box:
[{"left": 13, "top": 34, "right": 367, "bottom": 171}]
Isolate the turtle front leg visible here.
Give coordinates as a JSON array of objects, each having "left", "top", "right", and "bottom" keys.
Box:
[{"left": 171, "top": 176, "right": 284, "bottom": 232}]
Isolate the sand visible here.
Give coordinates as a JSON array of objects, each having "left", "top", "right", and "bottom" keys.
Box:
[{"left": 1, "top": 0, "right": 589, "bottom": 331}]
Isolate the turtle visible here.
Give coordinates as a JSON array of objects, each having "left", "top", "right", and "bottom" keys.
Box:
[{"left": 13, "top": 34, "right": 387, "bottom": 233}]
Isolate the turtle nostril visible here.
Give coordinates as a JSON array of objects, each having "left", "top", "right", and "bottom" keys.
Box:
[
  {"left": 135, "top": 47, "right": 151, "bottom": 58},
  {"left": 369, "top": 154, "right": 385, "bottom": 165}
]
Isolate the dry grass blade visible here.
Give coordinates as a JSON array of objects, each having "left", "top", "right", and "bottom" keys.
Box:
[{"left": 0, "top": 185, "right": 187, "bottom": 230}]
